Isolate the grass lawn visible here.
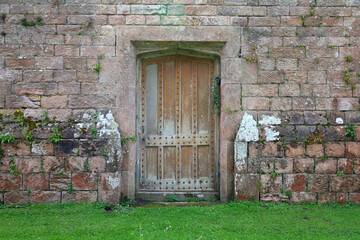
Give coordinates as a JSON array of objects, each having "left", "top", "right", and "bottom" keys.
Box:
[{"left": 1, "top": 201, "right": 360, "bottom": 239}]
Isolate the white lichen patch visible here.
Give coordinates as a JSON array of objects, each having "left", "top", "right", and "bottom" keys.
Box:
[
  {"left": 259, "top": 115, "right": 281, "bottom": 125},
  {"left": 336, "top": 118, "right": 344, "bottom": 124},
  {"left": 264, "top": 127, "right": 280, "bottom": 141},
  {"left": 234, "top": 142, "right": 247, "bottom": 172},
  {"left": 96, "top": 110, "right": 121, "bottom": 164},
  {"left": 31, "top": 142, "right": 47, "bottom": 155},
  {"left": 235, "top": 113, "right": 259, "bottom": 142},
  {"left": 108, "top": 173, "right": 120, "bottom": 190},
  {"left": 96, "top": 110, "right": 121, "bottom": 138}
]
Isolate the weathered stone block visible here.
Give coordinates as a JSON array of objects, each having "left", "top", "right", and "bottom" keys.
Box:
[
  {"left": 98, "top": 172, "right": 121, "bottom": 204},
  {"left": 4, "top": 191, "right": 29, "bottom": 205},
  {"left": 30, "top": 191, "right": 61, "bottom": 204},
  {"left": 0, "top": 174, "right": 22, "bottom": 191},
  {"left": 23, "top": 173, "right": 48, "bottom": 191},
  {"left": 283, "top": 174, "right": 306, "bottom": 192},
  {"left": 62, "top": 191, "right": 97, "bottom": 203},
  {"left": 294, "top": 158, "right": 314, "bottom": 173},
  {"left": 234, "top": 174, "right": 259, "bottom": 201},
  {"left": 72, "top": 173, "right": 97, "bottom": 190},
  {"left": 50, "top": 173, "right": 71, "bottom": 191}
]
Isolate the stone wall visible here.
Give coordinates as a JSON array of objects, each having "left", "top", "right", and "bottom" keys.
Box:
[{"left": 0, "top": 0, "right": 359, "bottom": 204}]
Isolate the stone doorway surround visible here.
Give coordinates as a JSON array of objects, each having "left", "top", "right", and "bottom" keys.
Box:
[{"left": 100, "top": 26, "right": 242, "bottom": 202}]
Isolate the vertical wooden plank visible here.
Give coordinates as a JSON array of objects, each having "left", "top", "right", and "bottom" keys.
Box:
[
  {"left": 145, "top": 64, "right": 158, "bottom": 135},
  {"left": 181, "top": 146, "right": 193, "bottom": 179},
  {"left": 163, "top": 147, "right": 176, "bottom": 179},
  {"left": 146, "top": 147, "right": 158, "bottom": 180},
  {"left": 197, "top": 62, "right": 210, "bottom": 134},
  {"left": 180, "top": 61, "right": 192, "bottom": 134},
  {"left": 163, "top": 61, "right": 176, "bottom": 135},
  {"left": 192, "top": 61, "right": 198, "bottom": 180},
  {"left": 198, "top": 146, "right": 210, "bottom": 178}
]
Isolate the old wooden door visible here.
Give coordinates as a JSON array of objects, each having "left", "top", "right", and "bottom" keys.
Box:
[{"left": 138, "top": 55, "right": 218, "bottom": 200}]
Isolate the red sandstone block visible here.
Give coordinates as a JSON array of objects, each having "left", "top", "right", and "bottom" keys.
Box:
[
  {"left": 5, "top": 95, "right": 40, "bottom": 108},
  {"left": 271, "top": 98, "right": 292, "bottom": 111},
  {"left": 30, "top": 191, "right": 61, "bottom": 204},
  {"left": 23, "top": 70, "right": 53, "bottom": 82},
  {"left": 275, "top": 159, "right": 293, "bottom": 173},
  {"left": 4, "top": 191, "right": 28, "bottom": 205},
  {"left": 43, "top": 156, "right": 65, "bottom": 173},
  {"left": 64, "top": 57, "right": 86, "bottom": 69},
  {"left": 31, "top": 141, "right": 54, "bottom": 156},
  {"left": 72, "top": 173, "right": 97, "bottom": 190},
  {"left": 59, "top": 82, "right": 80, "bottom": 95},
  {"left": 330, "top": 175, "right": 360, "bottom": 192},
  {"left": 294, "top": 158, "right": 314, "bottom": 173},
  {"left": 125, "top": 15, "right": 145, "bottom": 25},
  {"left": 293, "top": 98, "right": 315, "bottom": 110},
  {"left": 6, "top": 57, "right": 34, "bottom": 69},
  {"left": 249, "top": 142, "right": 283, "bottom": 158},
  {"left": 258, "top": 71, "right": 282, "bottom": 83},
  {"left": 286, "top": 143, "right": 304, "bottom": 157},
  {"left": 0, "top": 174, "right": 22, "bottom": 191},
  {"left": 349, "top": 193, "right": 360, "bottom": 204},
  {"left": 23, "top": 173, "right": 48, "bottom": 191},
  {"left": 346, "top": 142, "right": 360, "bottom": 158},
  {"left": 53, "top": 70, "right": 77, "bottom": 82},
  {"left": 291, "top": 192, "right": 317, "bottom": 204},
  {"left": 249, "top": 17, "right": 280, "bottom": 26},
  {"left": 59, "top": 5, "right": 95, "bottom": 15},
  {"left": 35, "top": 57, "right": 63, "bottom": 70},
  {"left": 338, "top": 158, "right": 354, "bottom": 174},
  {"left": 272, "top": 47, "right": 305, "bottom": 58},
  {"left": 2, "top": 141, "right": 30, "bottom": 157},
  {"left": 97, "top": 5, "right": 116, "bottom": 14},
  {"left": 89, "top": 157, "right": 106, "bottom": 172},
  {"left": 12, "top": 83, "right": 44, "bottom": 95},
  {"left": 55, "top": 45, "right": 79, "bottom": 57},
  {"left": 41, "top": 96, "right": 68, "bottom": 108},
  {"left": 281, "top": 16, "right": 302, "bottom": 26},
  {"left": 318, "top": 193, "right": 336, "bottom": 204},
  {"left": 98, "top": 173, "right": 121, "bottom": 204},
  {"left": 242, "top": 97, "right": 270, "bottom": 110},
  {"left": 62, "top": 191, "right": 97, "bottom": 203},
  {"left": 234, "top": 174, "right": 259, "bottom": 201},
  {"left": 306, "top": 144, "right": 324, "bottom": 157},
  {"left": 279, "top": 84, "right": 300, "bottom": 97},
  {"left": 109, "top": 15, "right": 126, "bottom": 24},
  {"left": 69, "top": 95, "right": 115, "bottom": 109},
  {"left": 307, "top": 175, "right": 329, "bottom": 193},
  {"left": 337, "top": 193, "right": 348, "bottom": 204},
  {"left": 66, "top": 157, "right": 86, "bottom": 172},
  {"left": 117, "top": 5, "right": 130, "bottom": 14},
  {"left": 50, "top": 173, "right": 71, "bottom": 191},
  {"left": 325, "top": 142, "right": 345, "bottom": 158},
  {"left": 15, "top": 157, "right": 41, "bottom": 173},
  {"left": 185, "top": 6, "right": 216, "bottom": 16},
  {"left": 283, "top": 174, "right": 306, "bottom": 192},
  {"left": 80, "top": 46, "right": 115, "bottom": 57}
]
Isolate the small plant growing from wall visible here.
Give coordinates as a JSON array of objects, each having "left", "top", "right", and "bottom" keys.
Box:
[
  {"left": 49, "top": 127, "right": 63, "bottom": 143},
  {"left": 21, "top": 17, "right": 44, "bottom": 27},
  {"left": 0, "top": 134, "right": 15, "bottom": 144},
  {"left": 91, "top": 55, "right": 105, "bottom": 73},
  {"left": 345, "top": 124, "right": 357, "bottom": 138},
  {"left": 91, "top": 127, "right": 99, "bottom": 139},
  {"left": 9, "top": 157, "right": 20, "bottom": 175},
  {"left": 346, "top": 56, "right": 353, "bottom": 62}
]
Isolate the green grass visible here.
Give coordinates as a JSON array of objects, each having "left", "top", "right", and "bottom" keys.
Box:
[{"left": 1, "top": 202, "right": 360, "bottom": 239}]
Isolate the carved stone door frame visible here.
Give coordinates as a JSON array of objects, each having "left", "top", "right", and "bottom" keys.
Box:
[{"left": 114, "top": 26, "right": 241, "bottom": 202}]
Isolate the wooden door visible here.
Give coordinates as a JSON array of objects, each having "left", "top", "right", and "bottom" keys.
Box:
[{"left": 138, "top": 55, "right": 218, "bottom": 197}]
